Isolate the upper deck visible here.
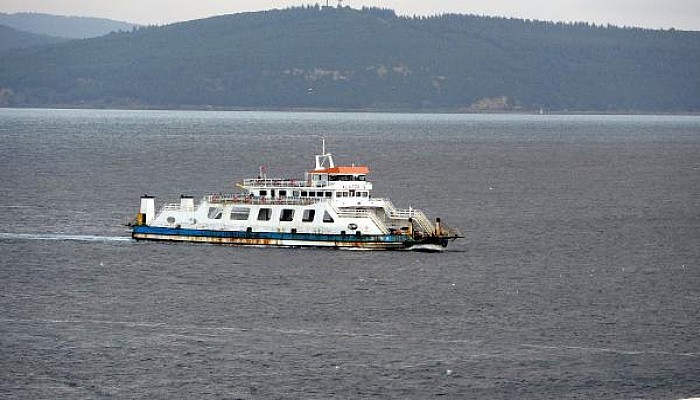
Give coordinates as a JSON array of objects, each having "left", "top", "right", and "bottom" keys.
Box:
[
  {"left": 242, "top": 178, "right": 311, "bottom": 188},
  {"left": 241, "top": 142, "right": 373, "bottom": 194},
  {"left": 242, "top": 173, "right": 372, "bottom": 188}
]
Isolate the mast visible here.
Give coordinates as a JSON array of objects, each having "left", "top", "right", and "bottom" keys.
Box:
[{"left": 314, "top": 136, "right": 335, "bottom": 170}]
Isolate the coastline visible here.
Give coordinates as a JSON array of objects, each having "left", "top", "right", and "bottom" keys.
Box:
[{"left": 2, "top": 104, "right": 700, "bottom": 116}]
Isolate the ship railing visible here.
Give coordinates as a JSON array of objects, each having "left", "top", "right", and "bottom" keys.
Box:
[
  {"left": 376, "top": 199, "right": 436, "bottom": 234},
  {"left": 207, "top": 193, "right": 320, "bottom": 206},
  {"left": 162, "top": 204, "right": 196, "bottom": 211},
  {"left": 403, "top": 209, "right": 460, "bottom": 238},
  {"left": 411, "top": 210, "right": 437, "bottom": 235},
  {"left": 242, "top": 178, "right": 324, "bottom": 188}
]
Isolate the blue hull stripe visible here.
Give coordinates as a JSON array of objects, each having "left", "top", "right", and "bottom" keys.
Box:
[{"left": 132, "top": 225, "right": 409, "bottom": 244}]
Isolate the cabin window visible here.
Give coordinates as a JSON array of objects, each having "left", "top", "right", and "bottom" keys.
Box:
[
  {"left": 293, "top": 191, "right": 300, "bottom": 197},
  {"left": 325, "top": 192, "right": 332, "bottom": 198},
  {"left": 301, "top": 191, "right": 308, "bottom": 197},
  {"left": 208, "top": 207, "right": 223, "bottom": 219},
  {"left": 342, "top": 192, "right": 348, "bottom": 197},
  {"left": 323, "top": 211, "right": 334, "bottom": 223},
  {"left": 358, "top": 175, "right": 366, "bottom": 181},
  {"left": 257, "top": 208, "right": 272, "bottom": 221},
  {"left": 259, "top": 190, "right": 267, "bottom": 197},
  {"left": 280, "top": 209, "right": 294, "bottom": 222},
  {"left": 361, "top": 192, "right": 368, "bottom": 197},
  {"left": 302, "top": 209, "right": 315, "bottom": 222},
  {"left": 279, "top": 190, "right": 287, "bottom": 197},
  {"left": 309, "top": 191, "right": 316, "bottom": 197},
  {"left": 230, "top": 207, "right": 250, "bottom": 220}
]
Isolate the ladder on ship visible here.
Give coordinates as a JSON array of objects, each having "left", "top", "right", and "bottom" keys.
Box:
[
  {"left": 410, "top": 210, "right": 435, "bottom": 235},
  {"left": 382, "top": 200, "right": 435, "bottom": 235}
]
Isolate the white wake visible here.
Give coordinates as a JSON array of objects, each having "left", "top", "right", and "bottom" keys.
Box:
[{"left": 0, "top": 232, "right": 131, "bottom": 243}]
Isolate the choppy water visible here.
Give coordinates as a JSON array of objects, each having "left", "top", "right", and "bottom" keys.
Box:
[{"left": 1, "top": 109, "right": 699, "bottom": 398}]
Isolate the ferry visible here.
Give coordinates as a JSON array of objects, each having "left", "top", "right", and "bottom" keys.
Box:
[{"left": 131, "top": 140, "right": 462, "bottom": 251}]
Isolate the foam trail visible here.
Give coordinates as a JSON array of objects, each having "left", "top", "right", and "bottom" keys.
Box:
[{"left": 0, "top": 232, "right": 132, "bottom": 243}]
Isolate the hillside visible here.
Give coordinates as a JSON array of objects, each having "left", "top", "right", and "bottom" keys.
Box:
[
  {"left": 0, "top": 12, "right": 137, "bottom": 39},
  {"left": 0, "top": 6, "right": 698, "bottom": 111},
  {"left": 0, "top": 24, "right": 68, "bottom": 51}
]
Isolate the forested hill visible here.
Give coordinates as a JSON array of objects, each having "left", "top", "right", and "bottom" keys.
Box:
[
  {"left": 0, "top": 12, "right": 138, "bottom": 39},
  {"left": 1, "top": 6, "right": 698, "bottom": 111},
  {"left": 0, "top": 24, "right": 68, "bottom": 51}
]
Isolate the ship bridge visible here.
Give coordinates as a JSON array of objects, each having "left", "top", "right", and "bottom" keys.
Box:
[
  {"left": 306, "top": 165, "right": 371, "bottom": 190},
  {"left": 240, "top": 138, "right": 373, "bottom": 203}
]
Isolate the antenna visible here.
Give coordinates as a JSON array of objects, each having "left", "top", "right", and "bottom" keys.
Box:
[{"left": 314, "top": 135, "right": 335, "bottom": 170}]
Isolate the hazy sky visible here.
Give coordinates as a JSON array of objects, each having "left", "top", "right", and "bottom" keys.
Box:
[{"left": 1, "top": 0, "right": 699, "bottom": 30}]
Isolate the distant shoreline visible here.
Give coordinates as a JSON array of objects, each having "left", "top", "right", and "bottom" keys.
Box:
[{"left": 2, "top": 105, "right": 699, "bottom": 117}]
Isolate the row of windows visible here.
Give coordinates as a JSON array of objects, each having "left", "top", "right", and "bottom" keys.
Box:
[
  {"left": 257, "top": 190, "right": 369, "bottom": 198},
  {"left": 311, "top": 174, "right": 367, "bottom": 182},
  {"left": 337, "top": 191, "right": 369, "bottom": 198},
  {"left": 328, "top": 175, "right": 366, "bottom": 181},
  {"left": 209, "top": 207, "right": 334, "bottom": 223},
  {"left": 300, "top": 191, "right": 333, "bottom": 198}
]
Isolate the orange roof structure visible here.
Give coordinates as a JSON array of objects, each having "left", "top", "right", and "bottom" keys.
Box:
[{"left": 312, "top": 165, "right": 369, "bottom": 174}]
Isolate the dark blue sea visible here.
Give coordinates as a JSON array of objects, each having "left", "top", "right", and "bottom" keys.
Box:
[{"left": 1, "top": 109, "right": 699, "bottom": 399}]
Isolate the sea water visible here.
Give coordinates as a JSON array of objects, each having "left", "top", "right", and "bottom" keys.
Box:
[{"left": 1, "top": 109, "right": 699, "bottom": 398}]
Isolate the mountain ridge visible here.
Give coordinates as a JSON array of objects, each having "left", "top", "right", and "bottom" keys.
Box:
[
  {"left": 0, "top": 24, "right": 69, "bottom": 51},
  {"left": 0, "top": 12, "right": 138, "bottom": 39},
  {"left": 1, "top": 6, "right": 698, "bottom": 111}
]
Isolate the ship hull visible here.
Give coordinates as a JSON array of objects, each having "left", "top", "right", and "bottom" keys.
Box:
[{"left": 132, "top": 225, "right": 413, "bottom": 250}]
